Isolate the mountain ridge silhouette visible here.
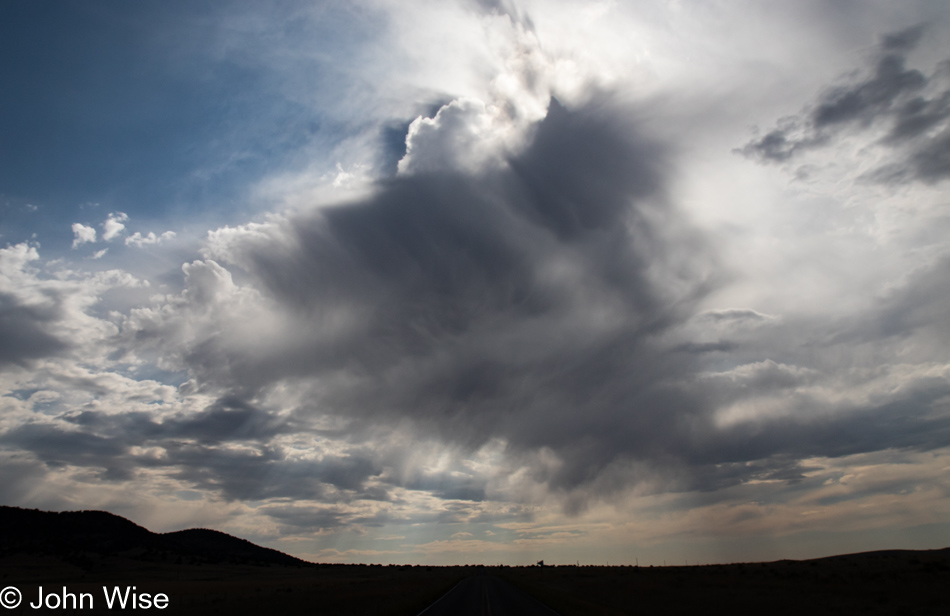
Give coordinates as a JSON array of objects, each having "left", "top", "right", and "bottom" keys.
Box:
[{"left": 0, "top": 505, "right": 308, "bottom": 567}]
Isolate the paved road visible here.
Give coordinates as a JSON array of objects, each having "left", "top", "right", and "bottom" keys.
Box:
[{"left": 417, "top": 574, "right": 560, "bottom": 616}]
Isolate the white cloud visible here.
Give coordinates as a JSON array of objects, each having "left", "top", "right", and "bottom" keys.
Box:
[
  {"left": 71, "top": 223, "right": 96, "bottom": 248},
  {"left": 396, "top": 14, "right": 563, "bottom": 175},
  {"left": 125, "top": 231, "right": 176, "bottom": 247},
  {"left": 116, "top": 258, "right": 286, "bottom": 381},
  {"left": 102, "top": 212, "right": 129, "bottom": 241},
  {"left": 0, "top": 242, "right": 40, "bottom": 286},
  {"left": 399, "top": 98, "right": 501, "bottom": 174},
  {"left": 0, "top": 243, "right": 147, "bottom": 365}
]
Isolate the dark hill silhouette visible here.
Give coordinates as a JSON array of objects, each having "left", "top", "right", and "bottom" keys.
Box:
[
  {"left": 0, "top": 505, "right": 307, "bottom": 567},
  {"left": 162, "top": 528, "right": 304, "bottom": 565},
  {"left": 1, "top": 505, "right": 948, "bottom": 615}
]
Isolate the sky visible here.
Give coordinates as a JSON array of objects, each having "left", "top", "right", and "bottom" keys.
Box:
[{"left": 2, "top": 0, "right": 950, "bottom": 566}]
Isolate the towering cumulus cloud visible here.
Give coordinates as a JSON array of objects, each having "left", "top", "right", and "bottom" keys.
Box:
[{"left": 134, "top": 95, "right": 715, "bottom": 506}]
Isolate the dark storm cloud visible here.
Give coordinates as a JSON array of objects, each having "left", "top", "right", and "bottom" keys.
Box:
[
  {"left": 65, "top": 396, "right": 290, "bottom": 444},
  {"left": 1, "top": 396, "right": 388, "bottom": 502},
  {"left": 259, "top": 504, "right": 351, "bottom": 531},
  {"left": 5, "top": 87, "right": 948, "bottom": 511},
  {"left": 673, "top": 340, "right": 737, "bottom": 354},
  {"left": 169, "top": 91, "right": 950, "bottom": 506},
  {"left": 5, "top": 423, "right": 385, "bottom": 503},
  {"left": 212, "top": 97, "right": 700, "bottom": 381},
  {"left": 739, "top": 25, "right": 950, "bottom": 184},
  {"left": 882, "top": 26, "right": 926, "bottom": 53},
  {"left": 258, "top": 497, "right": 530, "bottom": 535},
  {"left": 196, "top": 94, "right": 723, "bottom": 495},
  {"left": 627, "top": 373, "right": 950, "bottom": 503},
  {"left": 693, "top": 386, "right": 950, "bottom": 469},
  {"left": 0, "top": 291, "right": 68, "bottom": 366},
  {"left": 0, "top": 423, "right": 128, "bottom": 477},
  {"left": 158, "top": 443, "right": 382, "bottom": 502}
]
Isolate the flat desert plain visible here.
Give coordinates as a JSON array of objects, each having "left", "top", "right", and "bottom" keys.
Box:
[{"left": 2, "top": 549, "right": 949, "bottom": 615}]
